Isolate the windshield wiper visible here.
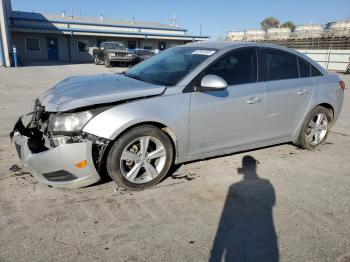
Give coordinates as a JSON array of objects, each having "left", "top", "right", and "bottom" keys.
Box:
[
  {"left": 124, "top": 73, "right": 170, "bottom": 86},
  {"left": 124, "top": 73, "right": 143, "bottom": 82}
]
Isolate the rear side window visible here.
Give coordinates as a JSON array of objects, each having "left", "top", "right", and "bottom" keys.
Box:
[
  {"left": 311, "top": 65, "right": 322, "bottom": 77},
  {"left": 205, "top": 48, "right": 257, "bottom": 85},
  {"left": 264, "top": 48, "right": 299, "bottom": 81},
  {"left": 298, "top": 57, "right": 311, "bottom": 78}
]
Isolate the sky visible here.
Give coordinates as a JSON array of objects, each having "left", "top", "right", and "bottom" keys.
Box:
[{"left": 11, "top": 0, "right": 350, "bottom": 39}]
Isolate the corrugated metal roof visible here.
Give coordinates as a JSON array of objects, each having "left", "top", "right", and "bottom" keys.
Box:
[{"left": 11, "top": 11, "right": 187, "bottom": 31}]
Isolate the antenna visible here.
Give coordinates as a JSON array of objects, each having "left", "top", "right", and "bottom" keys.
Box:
[{"left": 170, "top": 12, "right": 177, "bottom": 27}]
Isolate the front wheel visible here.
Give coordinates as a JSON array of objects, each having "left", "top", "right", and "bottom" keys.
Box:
[
  {"left": 106, "top": 125, "right": 174, "bottom": 190},
  {"left": 105, "top": 59, "right": 111, "bottom": 67},
  {"left": 94, "top": 56, "right": 99, "bottom": 65},
  {"left": 297, "top": 106, "right": 333, "bottom": 149}
]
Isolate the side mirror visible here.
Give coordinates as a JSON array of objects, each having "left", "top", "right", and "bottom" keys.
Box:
[{"left": 199, "top": 75, "right": 228, "bottom": 91}]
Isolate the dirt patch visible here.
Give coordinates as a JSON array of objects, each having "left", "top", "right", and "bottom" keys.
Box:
[{"left": 9, "top": 164, "right": 30, "bottom": 177}]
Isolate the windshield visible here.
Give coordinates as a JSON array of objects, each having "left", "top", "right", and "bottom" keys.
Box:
[
  {"left": 102, "top": 42, "right": 125, "bottom": 50},
  {"left": 125, "top": 47, "right": 217, "bottom": 86}
]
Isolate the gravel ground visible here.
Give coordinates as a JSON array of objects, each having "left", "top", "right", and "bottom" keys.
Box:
[{"left": 0, "top": 64, "right": 350, "bottom": 262}]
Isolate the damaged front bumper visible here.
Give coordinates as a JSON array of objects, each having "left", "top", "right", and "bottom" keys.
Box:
[{"left": 11, "top": 118, "right": 107, "bottom": 188}]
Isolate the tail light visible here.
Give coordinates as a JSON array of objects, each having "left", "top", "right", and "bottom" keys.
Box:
[{"left": 339, "top": 80, "right": 346, "bottom": 90}]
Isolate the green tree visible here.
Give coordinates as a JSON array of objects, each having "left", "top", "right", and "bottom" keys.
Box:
[
  {"left": 260, "top": 17, "right": 280, "bottom": 31},
  {"left": 281, "top": 21, "right": 295, "bottom": 32}
]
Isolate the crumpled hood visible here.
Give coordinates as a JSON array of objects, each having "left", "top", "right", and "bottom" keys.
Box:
[{"left": 39, "top": 74, "right": 166, "bottom": 112}]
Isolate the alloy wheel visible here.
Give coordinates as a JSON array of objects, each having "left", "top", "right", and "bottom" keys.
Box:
[
  {"left": 307, "top": 112, "right": 328, "bottom": 145},
  {"left": 119, "top": 136, "right": 167, "bottom": 184}
]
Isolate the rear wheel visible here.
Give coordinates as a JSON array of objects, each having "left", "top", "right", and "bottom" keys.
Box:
[
  {"left": 297, "top": 106, "right": 333, "bottom": 149},
  {"left": 106, "top": 125, "right": 173, "bottom": 190}
]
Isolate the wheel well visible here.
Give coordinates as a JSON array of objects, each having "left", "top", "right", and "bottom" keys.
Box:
[{"left": 318, "top": 103, "right": 334, "bottom": 119}]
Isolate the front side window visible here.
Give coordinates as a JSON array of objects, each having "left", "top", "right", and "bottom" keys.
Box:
[
  {"left": 25, "top": 38, "right": 40, "bottom": 51},
  {"left": 78, "top": 40, "right": 90, "bottom": 52},
  {"left": 125, "top": 47, "right": 217, "bottom": 86},
  {"left": 205, "top": 48, "right": 257, "bottom": 85},
  {"left": 264, "top": 49, "right": 299, "bottom": 81}
]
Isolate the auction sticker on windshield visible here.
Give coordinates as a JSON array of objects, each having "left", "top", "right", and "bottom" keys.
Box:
[{"left": 192, "top": 50, "right": 216, "bottom": 56}]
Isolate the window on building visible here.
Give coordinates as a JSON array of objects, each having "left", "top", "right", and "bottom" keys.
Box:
[
  {"left": 264, "top": 48, "right": 299, "bottom": 81},
  {"left": 128, "top": 41, "right": 137, "bottom": 50},
  {"left": 205, "top": 48, "right": 257, "bottom": 85},
  {"left": 78, "top": 40, "right": 90, "bottom": 52},
  {"left": 298, "top": 57, "right": 311, "bottom": 78},
  {"left": 25, "top": 38, "right": 40, "bottom": 51}
]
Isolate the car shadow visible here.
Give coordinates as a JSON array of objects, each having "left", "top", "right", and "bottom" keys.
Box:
[{"left": 209, "top": 155, "right": 279, "bottom": 262}]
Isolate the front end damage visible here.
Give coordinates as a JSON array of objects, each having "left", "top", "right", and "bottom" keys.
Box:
[{"left": 10, "top": 101, "right": 110, "bottom": 188}]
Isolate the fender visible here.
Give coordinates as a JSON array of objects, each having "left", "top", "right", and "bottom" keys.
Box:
[
  {"left": 291, "top": 75, "right": 340, "bottom": 142},
  {"left": 83, "top": 93, "right": 191, "bottom": 163}
]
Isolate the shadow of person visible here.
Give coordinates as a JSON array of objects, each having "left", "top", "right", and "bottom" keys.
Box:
[{"left": 209, "top": 155, "right": 279, "bottom": 262}]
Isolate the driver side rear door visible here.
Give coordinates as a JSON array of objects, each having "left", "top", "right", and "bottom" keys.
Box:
[{"left": 188, "top": 47, "right": 266, "bottom": 156}]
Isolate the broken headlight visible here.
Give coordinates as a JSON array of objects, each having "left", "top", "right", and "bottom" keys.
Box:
[
  {"left": 47, "top": 105, "right": 111, "bottom": 134},
  {"left": 48, "top": 111, "right": 94, "bottom": 133}
]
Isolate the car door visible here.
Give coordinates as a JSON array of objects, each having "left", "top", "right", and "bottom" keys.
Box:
[
  {"left": 259, "top": 48, "right": 314, "bottom": 141},
  {"left": 188, "top": 47, "right": 265, "bottom": 156}
]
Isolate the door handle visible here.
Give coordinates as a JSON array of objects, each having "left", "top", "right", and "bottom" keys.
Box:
[
  {"left": 246, "top": 97, "right": 262, "bottom": 104},
  {"left": 297, "top": 89, "right": 308, "bottom": 95}
]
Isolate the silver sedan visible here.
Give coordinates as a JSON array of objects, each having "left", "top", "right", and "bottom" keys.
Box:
[{"left": 12, "top": 42, "right": 345, "bottom": 190}]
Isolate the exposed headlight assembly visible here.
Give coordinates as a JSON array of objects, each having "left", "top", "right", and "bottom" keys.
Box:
[{"left": 48, "top": 108, "right": 108, "bottom": 134}]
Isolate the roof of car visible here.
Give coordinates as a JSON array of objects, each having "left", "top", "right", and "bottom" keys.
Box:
[
  {"left": 182, "top": 41, "right": 328, "bottom": 75},
  {"left": 183, "top": 41, "right": 288, "bottom": 50}
]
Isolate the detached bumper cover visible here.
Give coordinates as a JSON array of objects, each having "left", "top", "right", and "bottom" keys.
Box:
[{"left": 12, "top": 126, "right": 101, "bottom": 188}]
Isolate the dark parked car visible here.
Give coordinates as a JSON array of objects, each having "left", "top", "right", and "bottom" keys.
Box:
[
  {"left": 132, "top": 49, "right": 155, "bottom": 64},
  {"left": 94, "top": 41, "right": 136, "bottom": 67}
]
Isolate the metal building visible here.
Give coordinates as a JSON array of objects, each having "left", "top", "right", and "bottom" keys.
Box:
[{"left": 0, "top": 0, "right": 208, "bottom": 66}]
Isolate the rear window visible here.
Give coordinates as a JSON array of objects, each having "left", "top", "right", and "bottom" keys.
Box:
[{"left": 264, "top": 48, "right": 299, "bottom": 81}]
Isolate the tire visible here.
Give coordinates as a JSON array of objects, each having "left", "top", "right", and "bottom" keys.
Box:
[
  {"left": 105, "top": 59, "right": 111, "bottom": 67},
  {"left": 297, "top": 106, "right": 333, "bottom": 150},
  {"left": 106, "top": 125, "right": 174, "bottom": 190}
]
